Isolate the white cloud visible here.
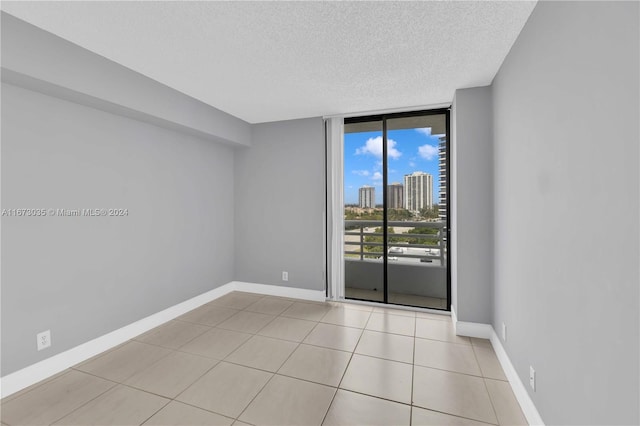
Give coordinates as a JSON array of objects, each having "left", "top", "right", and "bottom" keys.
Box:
[
  {"left": 409, "top": 161, "right": 416, "bottom": 167},
  {"left": 352, "top": 170, "right": 370, "bottom": 176},
  {"left": 372, "top": 172, "right": 382, "bottom": 180},
  {"left": 387, "top": 140, "right": 401, "bottom": 159},
  {"left": 417, "top": 128, "right": 446, "bottom": 140},
  {"left": 355, "top": 136, "right": 401, "bottom": 160},
  {"left": 418, "top": 144, "right": 438, "bottom": 160}
]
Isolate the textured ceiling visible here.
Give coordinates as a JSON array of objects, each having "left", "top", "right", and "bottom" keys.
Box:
[{"left": 2, "top": 1, "right": 536, "bottom": 123}]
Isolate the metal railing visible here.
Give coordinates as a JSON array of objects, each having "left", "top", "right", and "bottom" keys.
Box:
[{"left": 344, "top": 220, "right": 446, "bottom": 266}]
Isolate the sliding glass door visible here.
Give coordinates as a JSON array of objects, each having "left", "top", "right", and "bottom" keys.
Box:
[
  {"left": 342, "top": 110, "right": 450, "bottom": 310},
  {"left": 343, "top": 119, "right": 384, "bottom": 302}
]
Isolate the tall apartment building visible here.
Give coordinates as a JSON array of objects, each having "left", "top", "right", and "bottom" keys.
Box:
[
  {"left": 358, "top": 185, "right": 375, "bottom": 208},
  {"left": 387, "top": 182, "right": 404, "bottom": 209},
  {"left": 438, "top": 136, "right": 447, "bottom": 222},
  {"left": 404, "top": 172, "right": 432, "bottom": 211}
]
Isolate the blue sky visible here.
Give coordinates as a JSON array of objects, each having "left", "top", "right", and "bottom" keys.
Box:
[{"left": 344, "top": 127, "right": 443, "bottom": 205}]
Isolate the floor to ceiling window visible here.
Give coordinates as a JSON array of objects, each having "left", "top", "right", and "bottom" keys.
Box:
[{"left": 341, "top": 110, "right": 450, "bottom": 310}]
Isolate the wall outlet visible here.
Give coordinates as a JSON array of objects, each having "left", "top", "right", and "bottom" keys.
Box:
[
  {"left": 282, "top": 271, "right": 289, "bottom": 281},
  {"left": 37, "top": 330, "right": 51, "bottom": 351},
  {"left": 529, "top": 365, "right": 536, "bottom": 391},
  {"left": 502, "top": 322, "right": 507, "bottom": 341}
]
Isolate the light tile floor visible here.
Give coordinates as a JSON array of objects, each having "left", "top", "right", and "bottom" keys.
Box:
[{"left": 1, "top": 292, "right": 527, "bottom": 426}]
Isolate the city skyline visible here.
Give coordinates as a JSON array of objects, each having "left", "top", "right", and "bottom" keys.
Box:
[
  {"left": 344, "top": 127, "right": 444, "bottom": 205},
  {"left": 355, "top": 173, "right": 433, "bottom": 211},
  {"left": 404, "top": 171, "right": 433, "bottom": 211},
  {"left": 387, "top": 182, "right": 403, "bottom": 209},
  {"left": 358, "top": 185, "right": 375, "bottom": 208}
]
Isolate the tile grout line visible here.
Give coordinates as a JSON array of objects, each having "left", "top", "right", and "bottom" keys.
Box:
[
  {"left": 410, "top": 363, "right": 497, "bottom": 381},
  {"left": 73, "top": 339, "right": 176, "bottom": 383},
  {"left": 140, "top": 353, "right": 223, "bottom": 401},
  {"left": 319, "top": 310, "right": 370, "bottom": 425},
  {"left": 134, "top": 323, "right": 214, "bottom": 352},
  {"left": 174, "top": 293, "right": 275, "bottom": 424},
  {"left": 54, "top": 295, "right": 263, "bottom": 425},
  {"left": 62, "top": 365, "right": 227, "bottom": 422},
  {"left": 172, "top": 313, "right": 366, "bottom": 362},
  {"left": 353, "top": 350, "right": 415, "bottom": 366},
  {"left": 200, "top": 296, "right": 499, "bottom": 425},
  {"left": 469, "top": 344, "right": 510, "bottom": 382},
  {"left": 167, "top": 351, "right": 246, "bottom": 423},
  {"left": 412, "top": 317, "right": 501, "bottom": 425},
  {"left": 3, "top": 295, "right": 291, "bottom": 425},
  {"left": 0, "top": 369, "right": 72, "bottom": 405},
  {"left": 231, "top": 363, "right": 279, "bottom": 423},
  {"left": 153, "top": 398, "right": 236, "bottom": 424},
  {"left": 473, "top": 344, "right": 501, "bottom": 426},
  {"left": 329, "top": 387, "right": 414, "bottom": 408},
  {"left": 173, "top": 304, "right": 242, "bottom": 326},
  {"left": 412, "top": 405, "right": 499, "bottom": 426},
  {"left": 5, "top": 294, "right": 507, "bottom": 426},
  {"left": 410, "top": 357, "right": 500, "bottom": 425},
  {"left": 46, "top": 377, "right": 120, "bottom": 425},
  {"left": 228, "top": 297, "right": 311, "bottom": 424},
  {"left": 131, "top": 394, "right": 172, "bottom": 426}
]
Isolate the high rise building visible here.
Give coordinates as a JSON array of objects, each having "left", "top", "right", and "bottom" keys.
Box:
[
  {"left": 387, "top": 183, "right": 404, "bottom": 209},
  {"left": 358, "top": 185, "right": 375, "bottom": 208},
  {"left": 404, "top": 172, "right": 433, "bottom": 211},
  {"left": 438, "top": 136, "right": 447, "bottom": 222}
]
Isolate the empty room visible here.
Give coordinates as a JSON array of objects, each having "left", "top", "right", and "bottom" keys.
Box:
[{"left": 1, "top": 1, "right": 638, "bottom": 425}]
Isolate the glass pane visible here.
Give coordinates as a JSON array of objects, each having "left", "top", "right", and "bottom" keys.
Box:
[
  {"left": 343, "top": 120, "right": 384, "bottom": 302},
  {"left": 386, "top": 114, "right": 448, "bottom": 309}
]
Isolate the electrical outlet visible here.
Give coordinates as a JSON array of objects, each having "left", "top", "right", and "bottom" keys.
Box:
[
  {"left": 502, "top": 322, "right": 507, "bottom": 341},
  {"left": 529, "top": 365, "right": 536, "bottom": 391},
  {"left": 37, "top": 330, "right": 51, "bottom": 351},
  {"left": 282, "top": 271, "right": 289, "bottom": 281}
]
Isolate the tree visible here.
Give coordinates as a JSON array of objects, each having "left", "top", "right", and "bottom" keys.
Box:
[
  {"left": 387, "top": 209, "right": 413, "bottom": 221},
  {"left": 406, "top": 227, "right": 439, "bottom": 246},
  {"left": 419, "top": 204, "right": 439, "bottom": 219},
  {"left": 364, "top": 227, "right": 387, "bottom": 254}
]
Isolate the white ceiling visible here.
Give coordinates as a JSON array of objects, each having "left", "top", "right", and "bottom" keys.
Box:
[{"left": 2, "top": 1, "right": 536, "bottom": 124}]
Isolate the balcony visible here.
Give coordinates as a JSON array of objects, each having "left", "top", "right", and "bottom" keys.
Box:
[{"left": 344, "top": 220, "right": 448, "bottom": 309}]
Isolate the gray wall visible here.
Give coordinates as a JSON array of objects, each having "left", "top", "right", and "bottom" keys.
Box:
[
  {"left": 491, "top": 2, "right": 639, "bottom": 424},
  {"left": 234, "top": 118, "right": 325, "bottom": 291},
  {"left": 450, "top": 86, "right": 494, "bottom": 324},
  {"left": 1, "top": 83, "right": 235, "bottom": 376},
  {"left": 1, "top": 12, "right": 247, "bottom": 377},
  {"left": 2, "top": 12, "right": 251, "bottom": 147}
]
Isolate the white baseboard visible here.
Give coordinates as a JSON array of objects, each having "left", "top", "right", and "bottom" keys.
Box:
[
  {"left": 450, "top": 304, "right": 458, "bottom": 328},
  {"left": 450, "top": 306, "right": 492, "bottom": 338},
  {"left": 232, "top": 281, "right": 326, "bottom": 302},
  {"left": 451, "top": 309, "right": 544, "bottom": 425},
  {"left": 456, "top": 321, "right": 494, "bottom": 339},
  {"left": 490, "top": 330, "right": 545, "bottom": 425},
  {"left": 0, "top": 281, "right": 324, "bottom": 399}
]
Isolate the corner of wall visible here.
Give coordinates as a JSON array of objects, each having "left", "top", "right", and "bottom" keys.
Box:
[
  {"left": 449, "top": 93, "right": 458, "bottom": 317},
  {"left": 450, "top": 86, "right": 494, "bottom": 325}
]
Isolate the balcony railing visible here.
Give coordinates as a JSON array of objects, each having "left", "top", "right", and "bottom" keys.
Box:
[{"left": 344, "top": 220, "right": 446, "bottom": 266}]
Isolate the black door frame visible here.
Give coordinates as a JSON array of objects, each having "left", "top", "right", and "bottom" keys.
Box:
[{"left": 343, "top": 108, "right": 451, "bottom": 311}]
